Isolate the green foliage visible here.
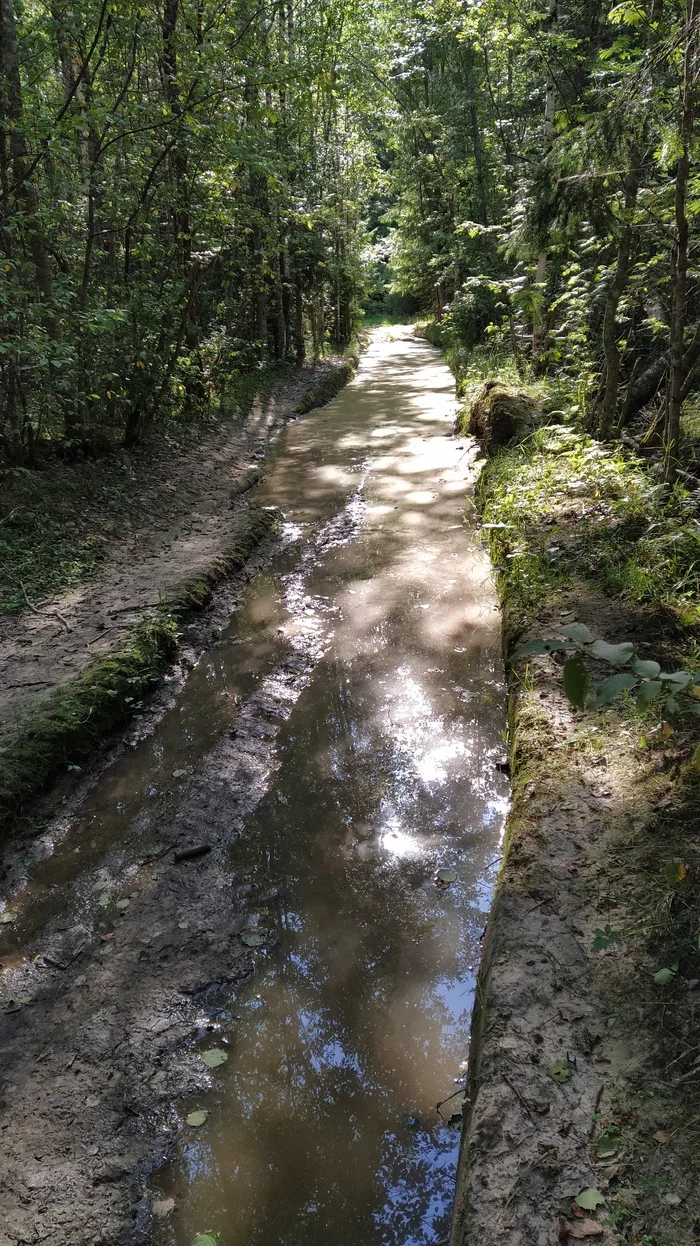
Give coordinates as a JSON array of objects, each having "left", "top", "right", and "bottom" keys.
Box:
[{"left": 0, "top": 0, "right": 385, "bottom": 463}]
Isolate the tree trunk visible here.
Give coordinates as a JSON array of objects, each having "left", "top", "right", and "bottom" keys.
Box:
[
  {"left": 531, "top": 0, "right": 557, "bottom": 372},
  {"left": 664, "top": 0, "right": 697, "bottom": 483},
  {"left": 597, "top": 170, "right": 638, "bottom": 439},
  {"left": 0, "top": 0, "right": 55, "bottom": 317}
]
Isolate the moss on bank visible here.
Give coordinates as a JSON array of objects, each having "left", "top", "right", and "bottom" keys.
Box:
[
  {"left": 293, "top": 359, "right": 355, "bottom": 415},
  {"left": 0, "top": 505, "right": 280, "bottom": 836}
]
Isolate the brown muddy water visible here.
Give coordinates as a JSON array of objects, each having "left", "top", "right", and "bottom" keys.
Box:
[{"left": 2, "top": 329, "right": 508, "bottom": 1246}]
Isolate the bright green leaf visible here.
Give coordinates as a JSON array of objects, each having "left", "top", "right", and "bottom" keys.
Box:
[
  {"left": 548, "top": 1059, "right": 573, "bottom": 1083},
  {"left": 200, "top": 1049, "right": 228, "bottom": 1068},
  {"left": 576, "top": 1188, "right": 605, "bottom": 1210}
]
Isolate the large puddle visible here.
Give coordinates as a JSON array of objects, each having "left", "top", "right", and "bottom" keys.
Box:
[
  {"left": 153, "top": 331, "right": 509, "bottom": 1244},
  {"left": 2, "top": 329, "right": 508, "bottom": 1245}
]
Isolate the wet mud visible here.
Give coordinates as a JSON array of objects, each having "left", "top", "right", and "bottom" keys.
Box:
[{"left": 0, "top": 330, "right": 508, "bottom": 1246}]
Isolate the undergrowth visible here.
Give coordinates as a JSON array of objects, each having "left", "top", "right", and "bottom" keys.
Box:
[
  {"left": 0, "top": 364, "right": 289, "bottom": 614},
  {"left": 479, "top": 426, "right": 700, "bottom": 628}
]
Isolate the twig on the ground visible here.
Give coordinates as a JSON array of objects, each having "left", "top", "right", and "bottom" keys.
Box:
[
  {"left": 503, "top": 1073, "right": 536, "bottom": 1121},
  {"left": 6, "top": 680, "right": 52, "bottom": 689},
  {"left": 436, "top": 1087, "right": 466, "bottom": 1119},
  {"left": 44, "top": 608, "right": 73, "bottom": 632},
  {"left": 19, "top": 580, "right": 39, "bottom": 613}
]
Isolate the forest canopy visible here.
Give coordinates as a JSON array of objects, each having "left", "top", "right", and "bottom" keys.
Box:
[{"left": 0, "top": 0, "right": 698, "bottom": 478}]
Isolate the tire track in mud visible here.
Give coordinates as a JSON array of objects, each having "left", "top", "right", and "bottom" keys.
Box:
[{"left": 0, "top": 483, "right": 369, "bottom": 1246}]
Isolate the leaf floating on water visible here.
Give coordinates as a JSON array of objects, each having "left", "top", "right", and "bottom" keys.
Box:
[
  {"left": 548, "top": 1059, "right": 573, "bottom": 1084},
  {"left": 575, "top": 1189, "right": 605, "bottom": 1211},
  {"left": 200, "top": 1049, "right": 228, "bottom": 1068},
  {"left": 192, "top": 1233, "right": 220, "bottom": 1246},
  {"left": 435, "top": 868, "right": 458, "bottom": 884},
  {"left": 186, "top": 1109, "right": 208, "bottom": 1127},
  {"left": 0, "top": 912, "right": 17, "bottom": 924},
  {"left": 241, "top": 931, "right": 266, "bottom": 947}
]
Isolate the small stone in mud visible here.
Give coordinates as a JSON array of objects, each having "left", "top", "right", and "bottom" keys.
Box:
[{"left": 152, "top": 1197, "right": 176, "bottom": 1218}]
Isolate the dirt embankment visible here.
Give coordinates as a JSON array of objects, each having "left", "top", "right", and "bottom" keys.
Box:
[
  {"left": 450, "top": 418, "right": 700, "bottom": 1246},
  {"left": 0, "top": 359, "right": 353, "bottom": 831}
]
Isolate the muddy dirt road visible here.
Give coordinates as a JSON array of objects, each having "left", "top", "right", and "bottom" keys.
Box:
[{"left": 0, "top": 330, "right": 508, "bottom": 1246}]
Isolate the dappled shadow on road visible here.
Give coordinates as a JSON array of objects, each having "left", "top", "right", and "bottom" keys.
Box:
[{"left": 0, "top": 331, "right": 509, "bottom": 1246}]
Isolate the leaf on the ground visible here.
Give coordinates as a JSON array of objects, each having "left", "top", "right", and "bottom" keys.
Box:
[
  {"left": 575, "top": 1188, "right": 605, "bottom": 1211},
  {"left": 436, "top": 868, "right": 458, "bottom": 883},
  {"left": 200, "top": 1049, "right": 228, "bottom": 1068},
  {"left": 591, "top": 672, "right": 637, "bottom": 708},
  {"left": 116, "top": 898, "right": 130, "bottom": 910},
  {"left": 592, "top": 925, "right": 623, "bottom": 952},
  {"left": 653, "top": 964, "right": 678, "bottom": 985},
  {"left": 632, "top": 657, "right": 661, "bottom": 679},
  {"left": 97, "top": 892, "right": 110, "bottom": 906},
  {"left": 0, "top": 912, "right": 17, "bottom": 924},
  {"left": 152, "top": 1198, "right": 176, "bottom": 1218},
  {"left": 567, "top": 1218, "right": 604, "bottom": 1238},
  {"left": 659, "top": 721, "right": 674, "bottom": 741},
  {"left": 592, "top": 1137, "right": 618, "bottom": 1157},
  {"left": 693, "top": 743, "right": 700, "bottom": 772},
  {"left": 563, "top": 655, "right": 590, "bottom": 710},
  {"left": 653, "top": 1129, "right": 670, "bottom": 1144},
  {"left": 663, "top": 859, "right": 687, "bottom": 886},
  {"left": 589, "top": 639, "right": 634, "bottom": 667},
  {"left": 559, "top": 623, "right": 592, "bottom": 644},
  {"left": 548, "top": 1059, "right": 573, "bottom": 1083},
  {"left": 660, "top": 670, "right": 691, "bottom": 686},
  {"left": 192, "top": 1234, "right": 220, "bottom": 1246},
  {"left": 241, "top": 930, "right": 267, "bottom": 947},
  {"left": 173, "top": 769, "right": 187, "bottom": 778},
  {"left": 186, "top": 1110, "right": 208, "bottom": 1127},
  {"left": 512, "top": 639, "right": 568, "bottom": 658}
]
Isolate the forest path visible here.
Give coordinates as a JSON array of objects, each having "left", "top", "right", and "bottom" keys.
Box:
[
  {"left": 0, "top": 365, "right": 332, "bottom": 745},
  {"left": 0, "top": 329, "right": 508, "bottom": 1246}
]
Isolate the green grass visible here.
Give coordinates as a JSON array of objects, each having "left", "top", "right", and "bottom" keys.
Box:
[{"left": 479, "top": 425, "right": 700, "bottom": 626}]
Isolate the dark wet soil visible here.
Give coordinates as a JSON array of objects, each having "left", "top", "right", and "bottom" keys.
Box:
[{"left": 0, "top": 330, "right": 508, "bottom": 1246}]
